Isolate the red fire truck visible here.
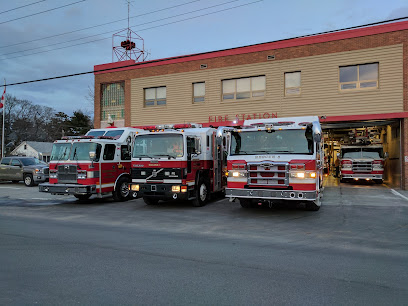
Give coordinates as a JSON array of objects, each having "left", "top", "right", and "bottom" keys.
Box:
[
  {"left": 39, "top": 127, "right": 143, "bottom": 201},
  {"left": 225, "top": 116, "right": 324, "bottom": 211},
  {"left": 339, "top": 144, "right": 385, "bottom": 183},
  {"left": 129, "top": 124, "right": 228, "bottom": 206}
]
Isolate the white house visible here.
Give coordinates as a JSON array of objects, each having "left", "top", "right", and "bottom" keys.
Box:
[{"left": 10, "top": 141, "right": 53, "bottom": 162}]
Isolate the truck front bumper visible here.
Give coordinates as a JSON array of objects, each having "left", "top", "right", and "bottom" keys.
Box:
[
  {"left": 129, "top": 183, "right": 189, "bottom": 200},
  {"left": 39, "top": 183, "right": 97, "bottom": 195},
  {"left": 341, "top": 174, "right": 383, "bottom": 180},
  {"left": 225, "top": 188, "right": 317, "bottom": 201},
  {"left": 33, "top": 173, "right": 49, "bottom": 184}
]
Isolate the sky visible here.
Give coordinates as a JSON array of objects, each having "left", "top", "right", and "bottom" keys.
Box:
[{"left": 1, "top": 0, "right": 408, "bottom": 117}]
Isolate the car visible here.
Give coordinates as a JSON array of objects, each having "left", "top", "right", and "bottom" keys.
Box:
[{"left": 0, "top": 156, "right": 49, "bottom": 187}]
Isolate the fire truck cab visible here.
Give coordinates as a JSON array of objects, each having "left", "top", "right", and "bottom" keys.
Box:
[
  {"left": 225, "top": 116, "right": 324, "bottom": 211},
  {"left": 129, "top": 124, "right": 228, "bottom": 207},
  {"left": 39, "top": 127, "right": 143, "bottom": 201}
]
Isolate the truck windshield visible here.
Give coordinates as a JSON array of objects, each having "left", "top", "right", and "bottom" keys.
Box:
[
  {"left": 133, "top": 134, "right": 184, "bottom": 158},
  {"left": 230, "top": 129, "right": 313, "bottom": 155},
  {"left": 342, "top": 148, "right": 383, "bottom": 159},
  {"left": 50, "top": 143, "right": 72, "bottom": 161},
  {"left": 69, "top": 142, "right": 102, "bottom": 161}
]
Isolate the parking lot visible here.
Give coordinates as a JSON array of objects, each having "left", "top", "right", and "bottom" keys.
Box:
[{"left": 1, "top": 178, "right": 408, "bottom": 304}]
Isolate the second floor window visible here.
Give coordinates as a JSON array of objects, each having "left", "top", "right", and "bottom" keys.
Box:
[
  {"left": 222, "top": 76, "right": 265, "bottom": 100},
  {"left": 285, "top": 72, "right": 301, "bottom": 95},
  {"left": 144, "top": 86, "right": 166, "bottom": 107},
  {"left": 339, "top": 63, "right": 378, "bottom": 90},
  {"left": 101, "top": 82, "right": 125, "bottom": 121},
  {"left": 193, "top": 82, "right": 205, "bottom": 103}
]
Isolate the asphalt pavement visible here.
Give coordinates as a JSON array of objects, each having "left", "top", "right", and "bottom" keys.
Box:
[{"left": 0, "top": 178, "right": 407, "bottom": 305}]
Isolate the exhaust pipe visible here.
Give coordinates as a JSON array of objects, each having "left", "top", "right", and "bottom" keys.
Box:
[{"left": 173, "top": 193, "right": 178, "bottom": 200}]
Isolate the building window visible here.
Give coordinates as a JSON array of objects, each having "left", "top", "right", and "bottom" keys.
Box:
[
  {"left": 285, "top": 72, "right": 301, "bottom": 95},
  {"left": 193, "top": 82, "right": 205, "bottom": 103},
  {"left": 339, "top": 63, "right": 378, "bottom": 90},
  {"left": 144, "top": 86, "right": 166, "bottom": 107},
  {"left": 101, "top": 82, "right": 125, "bottom": 121},
  {"left": 222, "top": 76, "right": 265, "bottom": 100}
]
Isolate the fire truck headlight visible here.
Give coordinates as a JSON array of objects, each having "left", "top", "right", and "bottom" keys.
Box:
[
  {"left": 232, "top": 171, "right": 240, "bottom": 177},
  {"left": 131, "top": 184, "right": 139, "bottom": 191},
  {"left": 172, "top": 185, "right": 180, "bottom": 193},
  {"left": 297, "top": 172, "right": 305, "bottom": 178},
  {"left": 310, "top": 172, "right": 316, "bottom": 178},
  {"left": 49, "top": 171, "right": 58, "bottom": 179},
  {"left": 181, "top": 186, "right": 187, "bottom": 193},
  {"left": 77, "top": 171, "right": 87, "bottom": 179}
]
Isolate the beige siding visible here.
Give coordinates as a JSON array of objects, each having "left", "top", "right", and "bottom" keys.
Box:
[{"left": 130, "top": 44, "right": 403, "bottom": 125}]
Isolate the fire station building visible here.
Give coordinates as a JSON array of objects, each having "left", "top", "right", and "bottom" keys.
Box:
[{"left": 94, "top": 21, "right": 408, "bottom": 189}]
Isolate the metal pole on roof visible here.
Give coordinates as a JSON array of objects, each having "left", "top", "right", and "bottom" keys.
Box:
[{"left": 1, "top": 78, "right": 5, "bottom": 158}]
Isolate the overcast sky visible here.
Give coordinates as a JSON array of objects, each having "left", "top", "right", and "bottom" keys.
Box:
[{"left": 1, "top": 0, "right": 408, "bottom": 116}]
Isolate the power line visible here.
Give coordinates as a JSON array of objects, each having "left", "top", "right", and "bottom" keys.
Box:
[
  {"left": 0, "top": 0, "right": 46, "bottom": 15},
  {"left": 2, "top": 14, "right": 407, "bottom": 89},
  {"left": 0, "top": 0, "right": 200, "bottom": 50},
  {"left": 0, "top": 0, "right": 86, "bottom": 25},
  {"left": 0, "top": 0, "right": 243, "bottom": 60}
]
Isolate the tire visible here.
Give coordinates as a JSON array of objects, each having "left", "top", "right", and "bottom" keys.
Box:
[
  {"left": 143, "top": 196, "right": 159, "bottom": 205},
  {"left": 12, "top": 180, "right": 20, "bottom": 183},
  {"left": 239, "top": 198, "right": 253, "bottom": 208},
  {"left": 74, "top": 194, "right": 91, "bottom": 201},
  {"left": 305, "top": 202, "right": 320, "bottom": 211},
  {"left": 23, "top": 174, "right": 34, "bottom": 187},
  {"left": 192, "top": 178, "right": 209, "bottom": 207},
  {"left": 113, "top": 176, "right": 131, "bottom": 202}
]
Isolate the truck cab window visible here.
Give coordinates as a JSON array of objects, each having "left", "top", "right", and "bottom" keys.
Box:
[
  {"left": 104, "top": 144, "right": 116, "bottom": 160},
  {"left": 121, "top": 145, "right": 131, "bottom": 160}
]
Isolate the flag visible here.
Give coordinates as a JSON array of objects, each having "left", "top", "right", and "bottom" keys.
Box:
[{"left": 0, "top": 86, "right": 5, "bottom": 111}]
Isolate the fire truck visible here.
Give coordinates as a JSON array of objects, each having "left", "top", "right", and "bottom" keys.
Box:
[
  {"left": 338, "top": 127, "right": 386, "bottom": 184},
  {"left": 129, "top": 124, "right": 228, "bottom": 206},
  {"left": 224, "top": 116, "right": 324, "bottom": 211},
  {"left": 339, "top": 144, "right": 385, "bottom": 183},
  {"left": 39, "top": 127, "right": 143, "bottom": 201}
]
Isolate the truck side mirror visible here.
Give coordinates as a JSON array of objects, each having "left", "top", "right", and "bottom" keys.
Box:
[
  {"left": 89, "top": 151, "right": 96, "bottom": 161},
  {"left": 384, "top": 152, "right": 389, "bottom": 159}
]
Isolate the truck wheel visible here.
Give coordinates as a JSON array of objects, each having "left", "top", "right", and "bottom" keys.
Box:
[
  {"left": 113, "top": 177, "right": 131, "bottom": 202},
  {"left": 143, "top": 197, "right": 159, "bottom": 205},
  {"left": 239, "top": 198, "right": 253, "bottom": 208},
  {"left": 192, "top": 178, "right": 209, "bottom": 207},
  {"left": 23, "top": 174, "right": 34, "bottom": 187},
  {"left": 74, "top": 194, "right": 91, "bottom": 201}
]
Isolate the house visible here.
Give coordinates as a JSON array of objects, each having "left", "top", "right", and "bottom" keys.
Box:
[{"left": 10, "top": 141, "right": 53, "bottom": 162}]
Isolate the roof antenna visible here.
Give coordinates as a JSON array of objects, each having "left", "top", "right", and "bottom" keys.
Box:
[{"left": 112, "top": 0, "right": 146, "bottom": 62}]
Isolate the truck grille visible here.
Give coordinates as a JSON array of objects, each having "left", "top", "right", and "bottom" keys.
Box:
[
  {"left": 43, "top": 168, "right": 49, "bottom": 175},
  {"left": 57, "top": 164, "right": 77, "bottom": 183},
  {"left": 352, "top": 161, "right": 373, "bottom": 172},
  {"left": 247, "top": 162, "right": 289, "bottom": 186}
]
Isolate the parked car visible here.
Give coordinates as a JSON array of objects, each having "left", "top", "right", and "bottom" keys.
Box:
[{"left": 0, "top": 156, "right": 49, "bottom": 187}]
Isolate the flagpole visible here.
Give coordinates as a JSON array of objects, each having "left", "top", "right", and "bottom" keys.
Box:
[{"left": 1, "top": 79, "right": 5, "bottom": 158}]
